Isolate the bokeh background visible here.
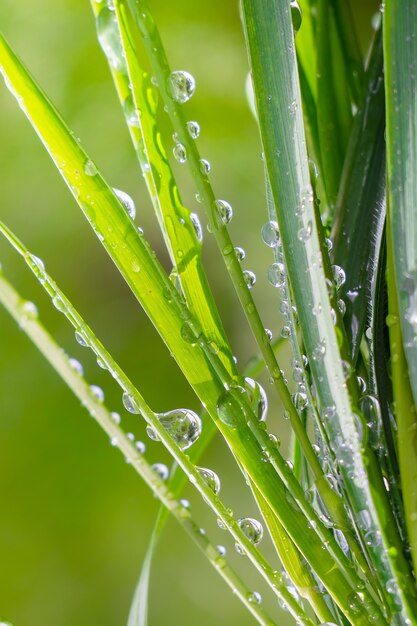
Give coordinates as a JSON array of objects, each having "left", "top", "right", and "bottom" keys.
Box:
[{"left": 0, "top": 2, "right": 379, "bottom": 625}]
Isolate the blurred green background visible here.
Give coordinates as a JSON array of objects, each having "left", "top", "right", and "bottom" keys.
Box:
[{"left": 0, "top": 1, "right": 378, "bottom": 625}]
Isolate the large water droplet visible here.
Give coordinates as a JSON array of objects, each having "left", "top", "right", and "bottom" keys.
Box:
[
  {"left": 169, "top": 71, "right": 196, "bottom": 103},
  {"left": 290, "top": 0, "right": 303, "bottom": 35},
  {"left": 173, "top": 143, "right": 187, "bottom": 163},
  {"left": 244, "top": 377, "right": 268, "bottom": 421},
  {"left": 216, "top": 390, "right": 243, "bottom": 427},
  {"left": 156, "top": 408, "right": 202, "bottom": 450},
  {"left": 243, "top": 270, "right": 256, "bottom": 288},
  {"left": 267, "top": 262, "right": 286, "bottom": 288},
  {"left": 152, "top": 462, "right": 169, "bottom": 480},
  {"left": 331, "top": 264, "right": 346, "bottom": 290},
  {"left": 261, "top": 220, "right": 280, "bottom": 247},
  {"left": 238, "top": 517, "right": 263, "bottom": 544},
  {"left": 97, "top": 7, "right": 124, "bottom": 70},
  {"left": 122, "top": 392, "right": 140, "bottom": 414},
  {"left": 214, "top": 199, "right": 233, "bottom": 224},
  {"left": 69, "top": 357, "right": 84, "bottom": 375},
  {"left": 90, "top": 385, "right": 105, "bottom": 402},
  {"left": 113, "top": 188, "right": 136, "bottom": 219},
  {"left": 292, "top": 391, "right": 308, "bottom": 411},
  {"left": 190, "top": 213, "right": 203, "bottom": 242},
  {"left": 196, "top": 466, "right": 221, "bottom": 494},
  {"left": 84, "top": 159, "right": 98, "bottom": 176},
  {"left": 234, "top": 246, "right": 245, "bottom": 261},
  {"left": 186, "top": 120, "right": 200, "bottom": 139}
]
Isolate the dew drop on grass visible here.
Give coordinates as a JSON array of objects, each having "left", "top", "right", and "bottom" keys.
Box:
[
  {"left": 265, "top": 328, "right": 273, "bottom": 341},
  {"left": 290, "top": 1, "right": 303, "bottom": 35},
  {"left": 69, "top": 358, "right": 84, "bottom": 375},
  {"left": 338, "top": 298, "right": 346, "bottom": 316},
  {"left": 312, "top": 340, "right": 326, "bottom": 361},
  {"left": 122, "top": 392, "right": 140, "bottom": 414},
  {"left": 84, "top": 159, "right": 98, "bottom": 176},
  {"left": 110, "top": 411, "right": 121, "bottom": 424},
  {"left": 113, "top": 188, "right": 136, "bottom": 219},
  {"left": 292, "top": 391, "right": 308, "bottom": 410},
  {"left": 247, "top": 591, "right": 262, "bottom": 604},
  {"left": 267, "top": 262, "right": 286, "bottom": 288},
  {"left": 152, "top": 462, "right": 169, "bottom": 481},
  {"left": 196, "top": 466, "right": 221, "bottom": 494},
  {"left": 146, "top": 425, "right": 159, "bottom": 442},
  {"left": 214, "top": 199, "right": 233, "bottom": 224},
  {"left": 156, "top": 408, "right": 202, "bottom": 450},
  {"left": 234, "top": 246, "right": 245, "bottom": 261},
  {"left": 75, "top": 330, "right": 88, "bottom": 347},
  {"left": 190, "top": 213, "right": 203, "bottom": 242},
  {"left": 280, "top": 325, "right": 291, "bottom": 338},
  {"left": 298, "top": 222, "right": 312, "bottom": 242},
  {"left": 238, "top": 517, "right": 264, "bottom": 544},
  {"left": 331, "top": 264, "right": 346, "bottom": 290},
  {"left": 244, "top": 377, "right": 268, "bottom": 421},
  {"left": 186, "top": 120, "right": 200, "bottom": 139},
  {"left": 261, "top": 220, "right": 280, "bottom": 247},
  {"left": 169, "top": 71, "right": 196, "bottom": 103},
  {"left": 216, "top": 545, "right": 226, "bottom": 556},
  {"left": 97, "top": 7, "right": 124, "bottom": 70},
  {"left": 135, "top": 441, "right": 146, "bottom": 453},
  {"left": 243, "top": 270, "right": 256, "bottom": 288},
  {"left": 90, "top": 385, "right": 105, "bottom": 402},
  {"left": 20, "top": 301, "right": 39, "bottom": 320},
  {"left": 123, "top": 94, "right": 141, "bottom": 127},
  {"left": 173, "top": 143, "right": 187, "bottom": 163},
  {"left": 200, "top": 159, "right": 211, "bottom": 175}
]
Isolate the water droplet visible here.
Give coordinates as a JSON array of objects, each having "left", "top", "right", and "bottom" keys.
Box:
[
  {"left": 290, "top": 1, "right": 303, "bottom": 35},
  {"left": 244, "top": 377, "right": 268, "bottom": 421},
  {"left": 247, "top": 591, "right": 262, "bottom": 604},
  {"left": 135, "top": 440, "right": 146, "bottom": 453},
  {"left": 312, "top": 340, "right": 326, "bottom": 361},
  {"left": 113, "top": 188, "right": 136, "bottom": 219},
  {"left": 69, "top": 358, "right": 84, "bottom": 375},
  {"left": 152, "top": 462, "right": 169, "bottom": 480},
  {"left": 21, "top": 301, "right": 39, "bottom": 319},
  {"left": 216, "top": 544, "right": 226, "bottom": 556},
  {"left": 110, "top": 411, "right": 121, "bottom": 424},
  {"left": 331, "top": 264, "right": 346, "bottom": 290},
  {"left": 216, "top": 390, "right": 243, "bottom": 427},
  {"left": 196, "top": 466, "right": 221, "bottom": 494},
  {"left": 338, "top": 298, "right": 346, "bottom": 316},
  {"left": 234, "top": 246, "right": 246, "bottom": 261},
  {"left": 169, "top": 70, "right": 196, "bottom": 103},
  {"left": 357, "top": 376, "right": 367, "bottom": 394},
  {"left": 323, "top": 405, "right": 336, "bottom": 420},
  {"left": 238, "top": 517, "right": 263, "bottom": 544},
  {"left": 97, "top": 7, "right": 124, "bottom": 70},
  {"left": 123, "top": 94, "right": 141, "bottom": 127},
  {"left": 280, "top": 325, "right": 291, "bottom": 338},
  {"left": 243, "top": 270, "right": 256, "bottom": 288},
  {"left": 265, "top": 328, "right": 273, "bottom": 341},
  {"left": 84, "top": 159, "right": 98, "bottom": 176},
  {"left": 186, "top": 120, "right": 200, "bottom": 139},
  {"left": 190, "top": 213, "right": 203, "bottom": 242},
  {"left": 261, "top": 220, "right": 280, "bottom": 247},
  {"left": 267, "top": 262, "right": 286, "bottom": 288},
  {"left": 298, "top": 222, "right": 312, "bottom": 242},
  {"left": 214, "top": 199, "right": 233, "bottom": 224},
  {"left": 146, "top": 425, "right": 159, "bottom": 442},
  {"left": 173, "top": 143, "right": 187, "bottom": 163},
  {"left": 292, "top": 391, "right": 308, "bottom": 410},
  {"left": 90, "top": 385, "right": 105, "bottom": 402},
  {"left": 156, "top": 408, "right": 202, "bottom": 450},
  {"left": 75, "top": 330, "right": 88, "bottom": 347},
  {"left": 110, "top": 436, "right": 118, "bottom": 447},
  {"left": 122, "top": 392, "right": 140, "bottom": 414}
]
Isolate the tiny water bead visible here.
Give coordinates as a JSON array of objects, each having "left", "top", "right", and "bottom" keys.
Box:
[
  {"left": 312, "top": 340, "right": 326, "bottom": 362},
  {"left": 111, "top": 411, "right": 121, "bottom": 424},
  {"left": 267, "top": 262, "right": 286, "bottom": 288},
  {"left": 261, "top": 220, "right": 280, "bottom": 247},
  {"left": 190, "top": 213, "right": 203, "bottom": 242},
  {"left": 247, "top": 591, "right": 262, "bottom": 605},
  {"left": 331, "top": 264, "right": 346, "bottom": 290},
  {"left": 90, "top": 385, "right": 105, "bottom": 402},
  {"left": 21, "top": 301, "right": 39, "bottom": 319},
  {"left": 75, "top": 330, "right": 88, "bottom": 347},
  {"left": 216, "top": 545, "right": 226, "bottom": 556},
  {"left": 122, "top": 392, "right": 140, "bottom": 414},
  {"left": 135, "top": 441, "right": 146, "bottom": 454},
  {"left": 243, "top": 270, "right": 257, "bottom": 289},
  {"left": 238, "top": 517, "right": 264, "bottom": 544},
  {"left": 244, "top": 377, "right": 268, "bottom": 421},
  {"left": 298, "top": 222, "right": 312, "bottom": 242},
  {"left": 199, "top": 158, "right": 211, "bottom": 175},
  {"left": 69, "top": 357, "right": 84, "bottom": 375},
  {"left": 173, "top": 143, "right": 187, "bottom": 163},
  {"left": 214, "top": 199, "right": 233, "bottom": 225},
  {"left": 113, "top": 188, "right": 136, "bottom": 219},
  {"left": 280, "top": 325, "right": 291, "bottom": 339},
  {"left": 152, "top": 463, "right": 169, "bottom": 481},
  {"left": 186, "top": 120, "right": 200, "bottom": 139},
  {"left": 196, "top": 466, "right": 221, "bottom": 494},
  {"left": 169, "top": 70, "right": 196, "bottom": 103}
]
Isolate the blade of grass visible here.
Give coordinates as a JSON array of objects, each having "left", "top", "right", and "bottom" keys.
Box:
[
  {"left": 241, "top": 0, "right": 417, "bottom": 620},
  {"left": 331, "top": 0, "right": 365, "bottom": 106},
  {"left": 0, "top": 271, "right": 280, "bottom": 626}
]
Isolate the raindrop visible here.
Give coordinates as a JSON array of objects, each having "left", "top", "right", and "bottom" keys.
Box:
[
  {"left": 90, "top": 385, "right": 105, "bottom": 402},
  {"left": 146, "top": 425, "right": 159, "bottom": 442},
  {"left": 110, "top": 411, "right": 121, "bottom": 424},
  {"left": 290, "top": 1, "right": 303, "bottom": 35},
  {"left": 173, "top": 143, "right": 187, "bottom": 163},
  {"left": 122, "top": 392, "right": 140, "bottom": 414},
  {"left": 200, "top": 159, "right": 211, "bottom": 175},
  {"left": 216, "top": 389, "right": 243, "bottom": 427},
  {"left": 244, "top": 377, "right": 268, "bottom": 421},
  {"left": 247, "top": 591, "right": 262, "bottom": 604},
  {"left": 292, "top": 391, "right": 308, "bottom": 410},
  {"left": 214, "top": 199, "right": 233, "bottom": 224},
  {"left": 196, "top": 466, "right": 221, "bottom": 494},
  {"left": 97, "top": 7, "right": 124, "bottom": 70},
  {"left": 331, "top": 264, "right": 346, "bottom": 290},
  {"left": 298, "top": 222, "right": 312, "bottom": 242},
  {"left": 267, "top": 262, "right": 286, "bottom": 288},
  {"left": 169, "top": 70, "right": 196, "bottom": 103},
  {"left": 156, "top": 408, "right": 202, "bottom": 450},
  {"left": 123, "top": 94, "right": 140, "bottom": 127},
  {"left": 312, "top": 340, "right": 326, "bottom": 361},
  {"left": 152, "top": 462, "right": 169, "bottom": 481},
  {"left": 69, "top": 358, "right": 84, "bottom": 375},
  {"left": 234, "top": 246, "right": 246, "bottom": 261},
  {"left": 323, "top": 405, "right": 336, "bottom": 420},
  {"left": 186, "top": 120, "right": 200, "bottom": 139},
  {"left": 238, "top": 517, "right": 264, "bottom": 544},
  {"left": 190, "top": 213, "right": 203, "bottom": 242},
  {"left": 113, "top": 188, "right": 136, "bottom": 219},
  {"left": 338, "top": 298, "right": 346, "bottom": 316},
  {"left": 280, "top": 325, "right": 291, "bottom": 338},
  {"left": 243, "top": 270, "right": 256, "bottom": 288},
  {"left": 216, "top": 545, "right": 226, "bottom": 556},
  {"left": 135, "top": 441, "right": 146, "bottom": 453},
  {"left": 84, "top": 159, "right": 98, "bottom": 176},
  {"left": 21, "top": 301, "right": 39, "bottom": 319},
  {"left": 265, "top": 328, "right": 273, "bottom": 341},
  {"left": 261, "top": 220, "right": 280, "bottom": 247},
  {"left": 75, "top": 330, "right": 88, "bottom": 347}
]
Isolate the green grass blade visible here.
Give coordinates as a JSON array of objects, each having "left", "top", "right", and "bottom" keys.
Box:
[
  {"left": 241, "top": 0, "right": 416, "bottom": 620},
  {"left": 0, "top": 272, "right": 279, "bottom": 626},
  {"left": 89, "top": 0, "right": 235, "bottom": 377},
  {"left": 331, "top": 0, "right": 365, "bottom": 106},
  {"left": 332, "top": 29, "right": 385, "bottom": 362}
]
